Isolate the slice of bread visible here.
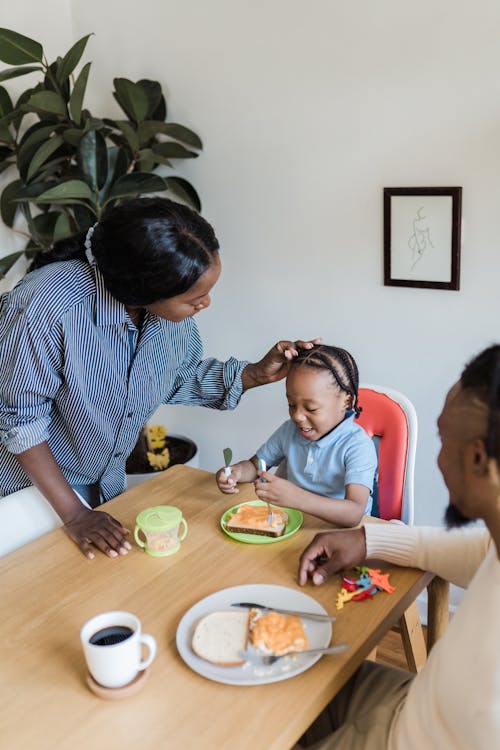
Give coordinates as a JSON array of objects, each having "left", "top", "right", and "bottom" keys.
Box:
[
  {"left": 225, "top": 504, "right": 289, "bottom": 538},
  {"left": 191, "top": 610, "right": 249, "bottom": 666}
]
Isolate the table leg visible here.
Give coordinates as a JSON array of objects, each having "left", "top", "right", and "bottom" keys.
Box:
[{"left": 426, "top": 576, "right": 450, "bottom": 653}]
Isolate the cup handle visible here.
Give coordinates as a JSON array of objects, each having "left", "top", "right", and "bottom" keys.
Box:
[
  {"left": 178, "top": 518, "right": 188, "bottom": 541},
  {"left": 134, "top": 526, "right": 146, "bottom": 548},
  {"left": 139, "top": 633, "right": 157, "bottom": 671}
]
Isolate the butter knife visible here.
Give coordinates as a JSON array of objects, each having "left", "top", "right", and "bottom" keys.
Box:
[
  {"left": 231, "top": 602, "right": 336, "bottom": 622},
  {"left": 223, "top": 447, "right": 233, "bottom": 478}
]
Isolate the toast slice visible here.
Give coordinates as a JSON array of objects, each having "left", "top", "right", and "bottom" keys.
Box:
[
  {"left": 191, "top": 610, "right": 249, "bottom": 666},
  {"left": 225, "top": 504, "right": 288, "bottom": 538}
]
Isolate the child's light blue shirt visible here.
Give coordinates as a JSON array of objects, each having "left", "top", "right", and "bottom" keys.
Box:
[{"left": 256, "top": 410, "right": 377, "bottom": 515}]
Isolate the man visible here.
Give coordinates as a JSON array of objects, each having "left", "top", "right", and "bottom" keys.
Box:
[{"left": 298, "top": 345, "right": 500, "bottom": 749}]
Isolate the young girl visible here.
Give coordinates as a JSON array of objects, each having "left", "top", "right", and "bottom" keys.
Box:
[{"left": 216, "top": 345, "right": 377, "bottom": 526}]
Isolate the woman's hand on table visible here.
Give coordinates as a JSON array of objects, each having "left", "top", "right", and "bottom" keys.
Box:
[
  {"left": 298, "top": 527, "right": 367, "bottom": 586},
  {"left": 63, "top": 507, "right": 132, "bottom": 559},
  {"left": 241, "top": 338, "right": 322, "bottom": 389}
]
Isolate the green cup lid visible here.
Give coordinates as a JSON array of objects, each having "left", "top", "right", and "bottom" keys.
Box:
[{"left": 135, "top": 505, "right": 182, "bottom": 532}]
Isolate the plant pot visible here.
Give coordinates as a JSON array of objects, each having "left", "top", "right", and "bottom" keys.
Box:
[{"left": 126, "top": 433, "right": 199, "bottom": 489}]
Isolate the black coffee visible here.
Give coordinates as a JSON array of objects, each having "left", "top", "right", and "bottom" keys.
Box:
[{"left": 89, "top": 625, "right": 134, "bottom": 646}]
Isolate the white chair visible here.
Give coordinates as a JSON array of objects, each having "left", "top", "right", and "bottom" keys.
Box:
[{"left": 0, "top": 486, "right": 89, "bottom": 558}]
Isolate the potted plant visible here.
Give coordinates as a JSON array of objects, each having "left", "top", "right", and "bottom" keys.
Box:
[
  {"left": 126, "top": 425, "right": 198, "bottom": 488},
  {"left": 0, "top": 27, "right": 202, "bottom": 478},
  {"left": 0, "top": 27, "right": 202, "bottom": 273}
]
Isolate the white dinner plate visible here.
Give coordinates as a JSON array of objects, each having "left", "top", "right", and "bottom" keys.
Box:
[{"left": 176, "top": 583, "right": 333, "bottom": 686}]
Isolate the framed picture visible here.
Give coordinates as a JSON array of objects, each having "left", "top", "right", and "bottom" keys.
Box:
[{"left": 383, "top": 187, "right": 462, "bottom": 290}]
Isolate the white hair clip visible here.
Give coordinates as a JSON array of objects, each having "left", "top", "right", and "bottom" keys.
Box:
[{"left": 84, "top": 223, "right": 97, "bottom": 265}]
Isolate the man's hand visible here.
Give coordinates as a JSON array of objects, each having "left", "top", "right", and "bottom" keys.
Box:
[
  {"left": 63, "top": 507, "right": 131, "bottom": 559},
  {"left": 298, "top": 527, "right": 367, "bottom": 586},
  {"left": 242, "top": 338, "right": 322, "bottom": 389}
]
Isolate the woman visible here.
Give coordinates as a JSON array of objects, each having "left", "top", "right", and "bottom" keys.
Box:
[{"left": 0, "top": 197, "right": 319, "bottom": 559}]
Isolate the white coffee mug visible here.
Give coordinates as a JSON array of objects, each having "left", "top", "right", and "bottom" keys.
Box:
[{"left": 80, "top": 611, "right": 156, "bottom": 689}]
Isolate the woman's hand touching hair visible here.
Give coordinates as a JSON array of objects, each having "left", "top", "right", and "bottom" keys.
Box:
[{"left": 242, "top": 338, "right": 322, "bottom": 390}]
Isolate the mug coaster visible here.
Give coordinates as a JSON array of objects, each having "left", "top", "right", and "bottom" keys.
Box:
[{"left": 86, "top": 668, "right": 149, "bottom": 700}]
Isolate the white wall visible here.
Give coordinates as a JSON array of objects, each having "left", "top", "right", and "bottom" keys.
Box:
[{"left": 2, "top": 1, "right": 500, "bottom": 527}]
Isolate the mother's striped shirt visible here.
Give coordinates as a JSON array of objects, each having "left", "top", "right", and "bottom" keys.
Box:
[{"left": 0, "top": 260, "right": 247, "bottom": 501}]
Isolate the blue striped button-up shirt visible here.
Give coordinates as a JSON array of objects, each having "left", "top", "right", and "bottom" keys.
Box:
[{"left": 0, "top": 260, "right": 247, "bottom": 500}]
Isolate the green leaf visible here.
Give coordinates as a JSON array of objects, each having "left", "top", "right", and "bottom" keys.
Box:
[
  {"left": 136, "top": 79, "right": 162, "bottom": 118},
  {"left": 26, "top": 134, "right": 65, "bottom": 182},
  {"left": 0, "top": 65, "right": 43, "bottom": 83},
  {"left": 53, "top": 211, "right": 74, "bottom": 241},
  {"left": 35, "top": 155, "right": 70, "bottom": 181},
  {"left": 98, "top": 145, "right": 129, "bottom": 203},
  {"left": 57, "top": 34, "right": 92, "bottom": 85},
  {"left": 13, "top": 181, "right": 50, "bottom": 200},
  {"left": 0, "top": 250, "right": 25, "bottom": 278},
  {"left": 0, "top": 158, "right": 14, "bottom": 176},
  {"left": 159, "top": 123, "right": 202, "bottom": 149},
  {"left": 152, "top": 142, "right": 198, "bottom": 159},
  {"left": 18, "top": 123, "right": 59, "bottom": 181},
  {"left": 31, "top": 211, "right": 59, "bottom": 244},
  {"left": 69, "top": 62, "right": 91, "bottom": 125},
  {"left": 110, "top": 119, "right": 139, "bottom": 153},
  {"left": 33, "top": 179, "right": 94, "bottom": 204},
  {"left": 137, "top": 147, "right": 172, "bottom": 169},
  {"left": 73, "top": 202, "right": 97, "bottom": 229},
  {"left": 107, "top": 172, "right": 166, "bottom": 201},
  {"left": 0, "top": 178, "right": 23, "bottom": 226},
  {"left": 25, "top": 91, "right": 67, "bottom": 118},
  {"left": 77, "top": 130, "right": 108, "bottom": 191},
  {"left": 113, "top": 78, "right": 149, "bottom": 124},
  {"left": 137, "top": 121, "right": 202, "bottom": 149},
  {"left": 62, "top": 127, "right": 84, "bottom": 147},
  {"left": 44, "top": 59, "right": 70, "bottom": 101},
  {"left": 0, "top": 86, "right": 12, "bottom": 118},
  {"left": 165, "top": 177, "right": 201, "bottom": 211},
  {"left": 0, "top": 28, "right": 43, "bottom": 65},
  {"left": 150, "top": 93, "right": 166, "bottom": 122},
  {"left": 0, "top": 121, "right": 14, "bottom": 145}
]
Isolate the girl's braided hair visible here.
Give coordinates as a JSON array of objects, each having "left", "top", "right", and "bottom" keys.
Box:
[{"left": 289, "top": 344, "right": 361, "bottom": 416}]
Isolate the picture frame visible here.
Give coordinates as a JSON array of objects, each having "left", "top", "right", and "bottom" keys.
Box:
[{"left": 383, "top": 187, "right": 462, "bottom": 290}]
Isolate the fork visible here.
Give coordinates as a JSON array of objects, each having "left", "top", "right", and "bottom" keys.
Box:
[
  {"left": 240, "top": 643, "right": 349, "bottom": 665},
  {"left": 257, "top": 458, "right": 273, "bottom": 524}
]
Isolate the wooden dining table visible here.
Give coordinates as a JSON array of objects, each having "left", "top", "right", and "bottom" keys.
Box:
[{"left": 0, "top": 465, "right": 440, "bottom": 750}]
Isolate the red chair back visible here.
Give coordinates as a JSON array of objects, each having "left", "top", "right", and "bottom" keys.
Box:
[{"left": 355, "top": 387, "right": 409, "bottom": 521}]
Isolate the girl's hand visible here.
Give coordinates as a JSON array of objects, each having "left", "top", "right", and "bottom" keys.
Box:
[
  {"left": 253, "top": 471, "right": 294, "bottom": 507},
  {"left": 216, "top": 465, "right": 242, "bottom": 494},
  {"left": 63, "top": 507, "right": 131, "bottom": 559},
  {"left": 242, "top": 338, "right": 322, "bottom": 389}
]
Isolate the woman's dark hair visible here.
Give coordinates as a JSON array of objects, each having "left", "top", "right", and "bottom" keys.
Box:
[
  {"left": 461, "top": 344, "right": 500, "bottom": 460},
  {"left": 30, "top": 197, "right": 220, "bottom": 305},
  {"left": 289, "top": 344, "right": 361, "bottom": 416}
]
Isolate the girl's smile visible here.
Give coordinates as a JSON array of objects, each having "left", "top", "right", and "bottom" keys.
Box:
[{"left": 286, "top": 367, "right": 352, "bottom": 441}]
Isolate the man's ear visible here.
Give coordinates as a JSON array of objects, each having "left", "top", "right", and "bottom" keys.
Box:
[
  {"left": 465, "top": 439, "right": 490, "bottom": 476},
  {"left": 464, "top": 439, "right": 500, "bottom": 494}
]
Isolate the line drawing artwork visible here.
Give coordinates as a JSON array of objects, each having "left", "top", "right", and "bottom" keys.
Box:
[{"left": 408, "top": 206, "right": 434, "bottom": 270}]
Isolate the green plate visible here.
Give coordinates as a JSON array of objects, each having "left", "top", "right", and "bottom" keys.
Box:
[{"left": 220, "top": 500, "right": 303, "bottom": 544}]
